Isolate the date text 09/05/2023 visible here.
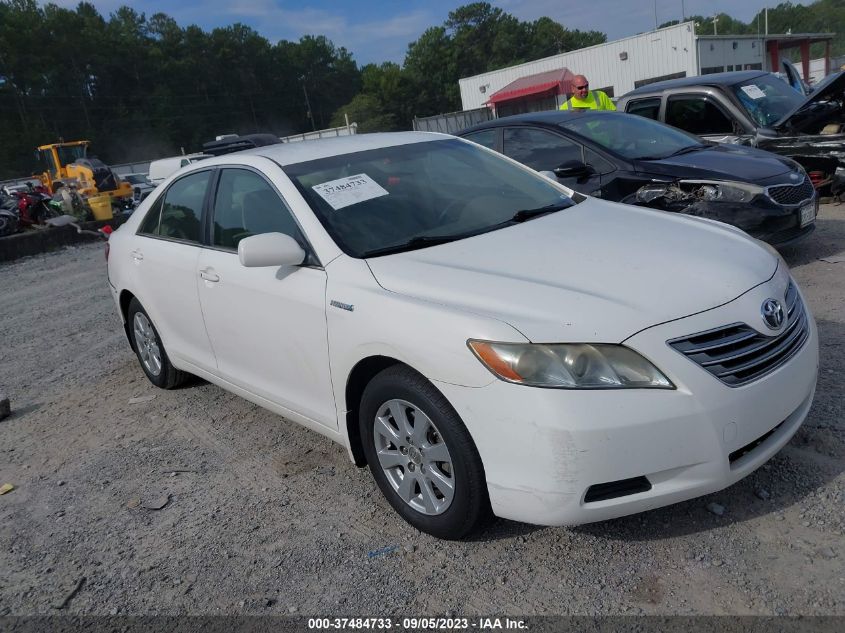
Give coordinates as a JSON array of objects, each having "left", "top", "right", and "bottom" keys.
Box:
[{"left": 307, "top": 617, "right": 528, "bottom": 630}]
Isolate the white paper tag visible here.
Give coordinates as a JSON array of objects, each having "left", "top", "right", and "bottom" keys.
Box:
[
  {"left": 311, "top": 174, "right": 389, "bottom": 210},
  {"left": 740, "top": 84, "right": 766, "bottom": 100}
]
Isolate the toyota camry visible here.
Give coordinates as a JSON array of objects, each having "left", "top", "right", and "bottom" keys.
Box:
[{"left": 107, "top": 132, "right": 818, "bottom": 539}]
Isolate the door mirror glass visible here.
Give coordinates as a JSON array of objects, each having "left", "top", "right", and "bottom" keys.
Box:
[{"left": 238, "top": 232, "right": 305, "bottom": 268}]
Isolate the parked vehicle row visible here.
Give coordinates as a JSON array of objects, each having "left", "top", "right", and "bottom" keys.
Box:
[
  {"left": 107, "top": 133, "right": 818, "bottom": 539},
  {"left": 459, "top": 110, "right": 817, "bottom": 246},
  {"left": 617, "top": 69, "right": 845, "bottom": 194}
]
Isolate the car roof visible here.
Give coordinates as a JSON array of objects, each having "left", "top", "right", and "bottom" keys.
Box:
[
  {"left": 458, "top": 109, "right": 619, "bottom": 135},
  {"left": 205, "top": 132, "right": 452, "bottom": 167},
  {"left": 624, "top": 70, "right": 768, "bottom": 96}
]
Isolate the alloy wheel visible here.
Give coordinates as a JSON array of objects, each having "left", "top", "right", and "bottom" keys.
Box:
[{"left": 373, "top": 398, "right": 455, "bottom": 515}]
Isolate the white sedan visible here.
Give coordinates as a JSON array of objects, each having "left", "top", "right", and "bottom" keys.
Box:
[{"left": 106, "top": 132, "right": 818, "bottom": 539}]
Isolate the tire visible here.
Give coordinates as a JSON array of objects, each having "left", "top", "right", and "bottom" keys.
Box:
[
  {"left": 127, "top": 298, "right": 189, "bottom": 389},
  {"left": 0, "top": 213, "right": 18, "bottom": 237},
  {"left": 359, "top": 365, "right": 491, "bottom": 539}
]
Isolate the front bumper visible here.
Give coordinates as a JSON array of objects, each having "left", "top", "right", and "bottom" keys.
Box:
[
  {"left": 683, "top": 194, "right": 817, "bottom": 246},
  {"left": 436, "top": 273, "right": 819, "bottom": 526}
]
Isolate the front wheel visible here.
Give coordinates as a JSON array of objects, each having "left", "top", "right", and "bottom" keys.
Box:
[
  {"left": 359, "top": 365, "right": 491, "bottom": 539},
  {"left": 127, "top": 298, "right": 189, "bottom": 389}
]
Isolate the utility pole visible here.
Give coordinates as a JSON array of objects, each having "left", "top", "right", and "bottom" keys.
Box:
[
  {"left": 300, "top": 75, "right": 317, "bottom": 132},
  {"left": 681, "top": 0, "right": 686, "bottom": 21},
  {"left": 712, "top": 14, "right": 719, "bottom": 36},
  {"left": 653, "top": 0, "right": 658, "bottom": 30}
]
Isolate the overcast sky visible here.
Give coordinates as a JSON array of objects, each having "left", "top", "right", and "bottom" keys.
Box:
[{"left": 51, "top": 0, "right": 808, "bottom": 65}]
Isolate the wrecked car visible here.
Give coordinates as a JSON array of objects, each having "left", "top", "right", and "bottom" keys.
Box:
[
  {"left": 459, "top": 110, "right": 816, "bottom": 246},
  {"left": 617, "top": 69, "right": 845, "bottom": 195}
]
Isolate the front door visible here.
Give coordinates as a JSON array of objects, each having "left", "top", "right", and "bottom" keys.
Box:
[
  {"left": 195, "top": 167, "right": 337, "bottom": 429},
  {"left": 502, "top": 126, "right": 602, "bottom": 195}
]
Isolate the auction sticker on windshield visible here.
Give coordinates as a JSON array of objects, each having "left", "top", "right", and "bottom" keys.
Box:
[
  {"left": 740, "top": 85, "right": 767, "bottom": 100},
  {"left": 312, "top": 174, "right": 389, "bottom": 210}
]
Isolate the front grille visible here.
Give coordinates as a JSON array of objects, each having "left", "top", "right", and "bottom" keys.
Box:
[
  {"left": 668, "top": 283, "right": 809, "bottom": 387},
  {"left": 766, "top": 177, "right": 814, "bottom": 206}
]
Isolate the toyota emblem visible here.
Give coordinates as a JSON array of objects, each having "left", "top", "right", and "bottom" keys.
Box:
[{"left": 761, "top": 298, "right": 785, "bottom": 330}]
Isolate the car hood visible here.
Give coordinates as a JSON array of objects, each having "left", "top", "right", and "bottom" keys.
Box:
[
  {"left": 636, "top": 144, "right": 795, "bottom": 182},
  {"left": 366, "top": 199, "right": 777, "bottom": 342},
  {"left": 774, "top": 70, "right": 845, "bottom": 132}
]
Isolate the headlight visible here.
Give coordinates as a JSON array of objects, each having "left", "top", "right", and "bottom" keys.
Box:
[
  {"left": 467, "top": 341, "right": 674, "bottom": 389},
  {"left": 681, "top": 180, "right": 763, "bottom": 203}
]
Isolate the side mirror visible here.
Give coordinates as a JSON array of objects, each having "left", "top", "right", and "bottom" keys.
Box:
[
  {"left": 553, "top": 160, "right": 590, "bottom": 178},
  {"left": 238, "top": 232, "right": 306, "bottom": 268}
]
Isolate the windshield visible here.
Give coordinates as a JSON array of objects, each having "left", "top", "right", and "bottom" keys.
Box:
[
  {"left": 56, "top": 144, "right": 87, "bottom": 165},
  {"left": 730, "top": 75, "right": 804, "bottom": 127},
  {"left": 284, "top": 138, "right": 575, "bottom": 258},
  {"left": 559, "top": 114, "right": 705, "bottom": 160}
]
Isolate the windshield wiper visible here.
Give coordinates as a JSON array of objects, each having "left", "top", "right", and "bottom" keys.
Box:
[
  {"left": 510, "top": 201, "right": 573, "bottom": 222},
  {"left": 635, "top": 144, "right": 708, "bottom": 160},
  {"left": 360, "top": 234, "right": 461, "bottom": 258},
  {"left": 360, "top": 201, "right": 573, "bottom": 258}
]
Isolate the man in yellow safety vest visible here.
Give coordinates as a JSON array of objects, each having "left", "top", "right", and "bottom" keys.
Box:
[{"left": 559, "top": 75, "right": 616, "bottom": 110}]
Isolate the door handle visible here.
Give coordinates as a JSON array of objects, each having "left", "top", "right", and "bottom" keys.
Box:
[
  {"left": 130, "top": 249, "right": 143, "bottom": 261},
  {"left": 199, "top": 268, "right": 220, "bottom": 283}
]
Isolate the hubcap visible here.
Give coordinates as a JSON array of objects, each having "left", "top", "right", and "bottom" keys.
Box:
[
  {"left": 133, "top": 312, "right": 163, "bottom": 377},
  {"left": 373, "top": 399, "right": 455, "bottom": 516}
]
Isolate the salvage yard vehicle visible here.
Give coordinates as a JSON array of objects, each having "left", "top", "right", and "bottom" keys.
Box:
[
  {"left": 36, "top": 140, "right": 134, "bottom": 205},
  {"left": 617, "top": 70, "right": 845, "bottom": 194},
  {"left": 107, "top": 132, "right": 818, "bottom": 539},
  {"left": 121, "top": 173, "right": 156, "bottom": 203},
  {"left": 147, "top": 154, "right": 211, "bottom": 185},
  {"left": 459, "top": 110, "right": 817, "bottom": 246}
]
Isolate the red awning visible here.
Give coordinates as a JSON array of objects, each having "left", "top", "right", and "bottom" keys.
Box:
[{"left": 486, "top": 68, "right": 575, "bottom": 105}]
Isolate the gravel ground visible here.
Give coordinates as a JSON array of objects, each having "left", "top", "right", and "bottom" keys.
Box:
[{"left": 0, "top": 205, "right": 843, "bottom": 617}]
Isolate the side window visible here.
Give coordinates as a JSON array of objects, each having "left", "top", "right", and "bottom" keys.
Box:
[
  {"left": 503, "top": 127, "right": 582, "bottom": 171},
  {"left": 462, "top": 129, "right": 497, "bottom": 150},
  {"left": 137, "top": 196, "right": 164, "bottom": 235},
  {"left": 584, "top": 148, "right": 615, "bottom": 175},
  {"left": 157, "top": 170, "right": 210, "bottom": 242},
  {"left": 626, "top": 97, "right": 661, "bottom": 120},
  {"left": 666, "top": 96, "right": 734, "bottom": 135},
  {"left": 211, "top": 168, "right": 303, "bottom": 250}
]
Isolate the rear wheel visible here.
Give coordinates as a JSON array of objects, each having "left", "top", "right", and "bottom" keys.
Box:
[
  {"left": 128, "top": 298, "right": 189, "bottom": 389},
  {"left": 0, "top": 213, "right": 18, "bottom": 237},
  {"left": 359, "top": 365, "right": 490, "bottom": 539}
]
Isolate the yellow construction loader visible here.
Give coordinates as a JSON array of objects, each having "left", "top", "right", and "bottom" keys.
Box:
[{"left": 36, "top": 140, "right": 133, "bottom": 202}]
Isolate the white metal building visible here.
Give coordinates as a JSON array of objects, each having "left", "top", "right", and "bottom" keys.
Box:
[{"left": 459, "top": 22, "right": 833, "bottom": 114}]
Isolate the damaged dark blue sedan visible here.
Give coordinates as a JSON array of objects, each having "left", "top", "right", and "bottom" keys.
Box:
[{"left": 459, "top": 110, "right": 817, "bottom": 246}]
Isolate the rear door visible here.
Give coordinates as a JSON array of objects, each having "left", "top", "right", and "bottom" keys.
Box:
[
  {"left": 130, "top": 169, "right": 217, "bottom": 371},
  {"left": 195, "top": 165, "right": 337, "bottom": 429}
]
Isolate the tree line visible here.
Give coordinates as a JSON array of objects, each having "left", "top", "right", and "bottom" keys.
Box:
[{"left": 0, "top": 0, "right": 842, "bottom": 179}]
